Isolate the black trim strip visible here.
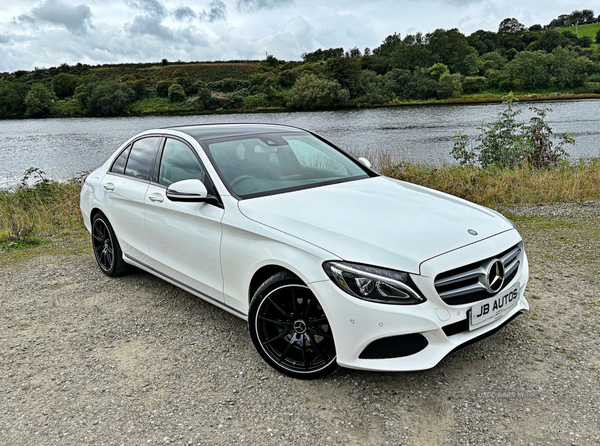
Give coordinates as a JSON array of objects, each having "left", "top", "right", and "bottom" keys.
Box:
[
  {"left": 124, "top": 253, "right": 246, "bottom": 317},
  {"left": 443, "top": 311, "right": 523, "bottom": 359}
]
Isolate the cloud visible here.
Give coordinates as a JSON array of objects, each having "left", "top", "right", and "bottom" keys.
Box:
[
  {"left": 125, "top": 0, "right": 166, "bottom": 17},
  {"left": 0, "top": 34, "right": 12, "bottom": 44},
  {"left": 199, "top": 0, "right": 227, "bottom": 22},
  {"left": 173, "top": 5, "right": 196, "bottom": 21},
  {"left": 127, "top": 14, "right": 175, "bottom": 40},
  {"left": 236, "top": 0, "right": 294, "bottom": 13},
  {"left": 16, "top": 0, "right": 92, "bottom": 34}
]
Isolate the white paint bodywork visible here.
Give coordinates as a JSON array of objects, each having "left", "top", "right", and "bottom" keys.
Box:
[{"left": 81, "top": 127, "right": 529, "bottom": 372}]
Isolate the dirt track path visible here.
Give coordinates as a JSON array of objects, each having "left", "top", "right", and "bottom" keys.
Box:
[{"left": 1, "top": 202, "right": 599, "bottom": 445}]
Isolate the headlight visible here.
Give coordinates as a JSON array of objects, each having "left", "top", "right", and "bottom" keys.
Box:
[{"left": 323, "top": 262, "right": 425, "bottom": 305}]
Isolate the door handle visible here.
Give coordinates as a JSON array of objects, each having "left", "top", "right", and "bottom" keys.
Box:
[
  {"left": 103, "top": 182, "right": 115, "bottom": 191},
  {"left": 149, "top": 193, "right": 164, "bottom": 203}
]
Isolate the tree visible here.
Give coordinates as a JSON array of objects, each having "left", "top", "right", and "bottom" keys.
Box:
[
  {"left": 0, "top": 81, "right": 28, "bottom": 117},
  {"left": 85, "top": 81, "right": 136, "bottom": 116},
  {"left": 25, "top": 83, "right": 55, "bottom": 117},
  {"left": 548, "top": 48, "right": 589, "bottom": 89},
  {"left": 324, "top": 56, "right": 362, "bottom": 97},
  {"left": 390, "top": 42, "right": 435, "bottom": 72},
  {"left": 596, "top": 29, "right": 600, "bottom": 45},
  {"left": 156, "top": 80, "right": 172, "bottom": 97},
  {"left": 498, "top": 18, "right": 525, "bottom": 34},
  {"left": 51, "top": 73, "right": 81, "bottom": 99},
  {"left": 528, "top": 24, "right": 543, "bottom": 32},
  {"left": 286, "top": 74, "right": 350, "bottom": 110},
  {"left": 168, "top": 83, "right": 186, "bottom": 102},
  {"left": 428, "top": 63, "right": 449, "bottom": 81},
  {"left": 528, "top": 30, "right": 570, "bottom": 53},
  {"left": 467, "top": 30, "right": 498, "bottom": 55},
  {"left": 506, "top": 51, "right": 551, "bottom": 90},
  {"left": 426, "top": 28, "right": 479, "bottom": 75},
  {"left": 438, "top": 73, "right": 463, "bottom": 98},
  {"left": 373, "top": 32, "right": 402, "bottom": 56}
]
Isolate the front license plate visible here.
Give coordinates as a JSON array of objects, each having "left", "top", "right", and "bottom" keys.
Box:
[{"left": 469, "top": 284, "right": 520, "bottom": 330}]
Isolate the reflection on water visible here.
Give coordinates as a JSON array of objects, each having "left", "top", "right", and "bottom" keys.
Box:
[{"left": 1, "top": 99, "right": 599, "bottom": 186}]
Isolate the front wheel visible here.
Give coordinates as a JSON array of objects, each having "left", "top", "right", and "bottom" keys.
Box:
[{"left": 248, "top": 271, "right": 338, "bottom": 379}]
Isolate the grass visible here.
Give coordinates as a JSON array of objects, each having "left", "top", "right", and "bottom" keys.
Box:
[
  {"left": 556, "top": 22, "right": 600, "bottom": 46},
  {"left": 380, "top": 158, "right": 600, "bottom": 208},
  {"left": 1, "top": 156, "right": 600, "bottom": 251},
  {"left": 0, "top": 178, "right": 85, "bottom": 251}
]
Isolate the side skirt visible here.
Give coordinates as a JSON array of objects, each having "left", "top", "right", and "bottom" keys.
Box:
[{"left": 124, "top": 253, "right": 248, "bottom": 320}]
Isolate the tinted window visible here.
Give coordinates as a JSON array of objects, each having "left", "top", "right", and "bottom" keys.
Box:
[
  {"left": 110, "top": 145, "right": 131, "bottom": 175},
  {"left": 159, "top": 139, "right": 207, "bottom": 187},
  {"left": 125, "top": 137, "right": 159, "bottom": 181},
  {"left": 207, "top": 133, "right": 368, "bottom": 198}
]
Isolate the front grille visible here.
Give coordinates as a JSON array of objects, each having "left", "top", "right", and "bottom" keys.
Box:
[
  {"left": 434, "top": 244, "right": 521, "bottom": 306},
  {"left": 359, "top": 334, "right": 428, "bottom": 359}
]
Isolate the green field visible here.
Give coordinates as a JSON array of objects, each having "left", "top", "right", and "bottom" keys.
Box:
[{"left": 556, "top": 22, "right": 600, "bottom": 46}]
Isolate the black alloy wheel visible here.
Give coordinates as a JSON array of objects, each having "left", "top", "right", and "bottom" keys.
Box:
[
  {"left": 249, "top": 271, "right": 338, "bottom": 379},
  {"left": 91, "top": 213, "right": 129, "bottom": 277}
]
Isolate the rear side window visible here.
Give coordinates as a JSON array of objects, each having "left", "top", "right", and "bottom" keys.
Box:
[
  {"left": 110, "top": 145, "right": 131, "bottom": 175},
  {"left": 159, "top": 139, "right": 207, "bottom": 187},
  {"left": 124, "top": 137, "right": 160, "bottom": 181}
]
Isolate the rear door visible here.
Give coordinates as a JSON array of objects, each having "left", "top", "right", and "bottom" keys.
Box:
[
  {"left": 144, "top": 137, "right": 225, "bottom": 302},
  {"left": 101, "top": 136, "right": 161, "bottom": 259}
]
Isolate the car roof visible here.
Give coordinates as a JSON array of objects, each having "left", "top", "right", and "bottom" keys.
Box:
[{"left": 162, "top": 123, "right": 307, "bottom": 141}]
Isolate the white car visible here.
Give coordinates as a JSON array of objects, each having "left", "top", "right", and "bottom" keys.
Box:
[{"left": 80, "top": 123, "right": 529, "bottom": 379}]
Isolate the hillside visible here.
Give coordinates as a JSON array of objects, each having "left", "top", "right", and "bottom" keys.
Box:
[{"left": 556, "top": 22, "right": 600, "bottom": 46}]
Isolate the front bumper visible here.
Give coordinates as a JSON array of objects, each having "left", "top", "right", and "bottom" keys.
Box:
[{"left": 309, "top": 230, "right": 529, "bottom": 372}]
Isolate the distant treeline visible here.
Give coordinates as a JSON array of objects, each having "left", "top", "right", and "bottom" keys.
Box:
[{"left": 1, "top": 11, "right": 600, "bottom": 119}]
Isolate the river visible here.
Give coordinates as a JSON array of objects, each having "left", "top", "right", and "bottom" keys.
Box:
[{"left": 1, "top": 99, "right": 599, "bottom": 187}]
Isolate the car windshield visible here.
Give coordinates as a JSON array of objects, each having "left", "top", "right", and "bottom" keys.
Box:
[{"left": 204, "top": 133, "right": 369, "bottom": 198}]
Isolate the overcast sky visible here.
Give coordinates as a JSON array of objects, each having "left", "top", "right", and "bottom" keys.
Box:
[{"left": 0, "top": 0, "right": 589, "bottom": 72}]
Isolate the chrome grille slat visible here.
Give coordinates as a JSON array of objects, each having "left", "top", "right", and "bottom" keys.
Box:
[
  {"left": 438, "top": 282, "right": 486, "bottom": 299},
  {"left": 434, "top": 243, "right": 522, "bottom": 306},
  {"left": 501, "top": 247, "right": 521, "bottom": 266},
  {"left": 434, "top": 267, "right": 486, "bottom": 287},
  {"left": 505, "top": 260, "right": 519, "bottom": 276}
]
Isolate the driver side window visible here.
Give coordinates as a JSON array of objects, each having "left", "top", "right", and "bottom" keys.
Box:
[{"left": 159, "top": 139, "right": 207, "bottom": 187}]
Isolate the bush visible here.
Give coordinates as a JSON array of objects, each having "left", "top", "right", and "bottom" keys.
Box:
[
  {"left": 428, "top": 63, "right": 449, "bottom": 81},
  {"left": 126, "top": 79, "right": 148, "bottom": 100},
  {"left": 438, "top": 73, "right": 463, "bottom": 98},
  {"left": 243, "top": 93, "right": 270, "bottom": 109},
  {"left": 451, "top": 96, "right": 574, "bottom": 168},
  {"left": 168, "top": 83, "right": 186, "bottom": 102},
  {"left": 85, "top": 82, "right": 136, "bottom": 116},
  {"left": 286, "top": 74, "right": 350, "bottom": 109},
  {"left": 156, "top": 80, "right": 172, "bottom": 98},
  {"left": 120, "top": 74, "right": 136, "bottom": 83},
  {"left": 51, "top": 73, "right": 82, "bottom": 99},
  {"left": 462, "top": 76, "right": 486, "bottom": 93},
  {"left": 25, "top": 83, "right": 56, "bottom": 117}
]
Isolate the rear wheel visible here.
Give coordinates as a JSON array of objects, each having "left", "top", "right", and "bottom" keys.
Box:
[
  {"left": 92, "top": 213, "right": 129, "bottom": 277},
  {"left": 249, "top": 271, "right": 338, "bottom": 379}
]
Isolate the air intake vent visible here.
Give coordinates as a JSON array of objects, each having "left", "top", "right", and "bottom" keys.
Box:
[{"left": 359, "top": 333, "right": 428, "bottom": 359}]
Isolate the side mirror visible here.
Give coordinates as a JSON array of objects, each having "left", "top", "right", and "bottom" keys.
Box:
[
  {"left": 166, "top": 179, "right": 209, "bottom": 202},
  {"left": 358, "top": 157, "right": 372, "bottom": 169}
]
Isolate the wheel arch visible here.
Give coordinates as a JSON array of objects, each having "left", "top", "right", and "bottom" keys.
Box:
[{"left": 248, "top": 265, "right": 298, "bottom": 304}]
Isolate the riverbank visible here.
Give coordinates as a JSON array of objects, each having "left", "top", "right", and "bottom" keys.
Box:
[
  {"left": 46, "top": 90, "right": 600, "bottom": 119},
  {"left": 2, "top": 158, "right": 600, "bottom": 250}
]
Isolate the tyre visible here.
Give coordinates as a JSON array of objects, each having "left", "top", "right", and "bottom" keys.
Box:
[
  {"left": 91, "top": 212, "right": 129, "bottom": 277},
  {"left": 248, "top": 271, "right": 338, "bottom": 379}
]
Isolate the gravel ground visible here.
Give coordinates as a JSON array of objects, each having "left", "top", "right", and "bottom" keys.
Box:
[{"left": 1, "top": 202, "right": 599, "bottom": 446}]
